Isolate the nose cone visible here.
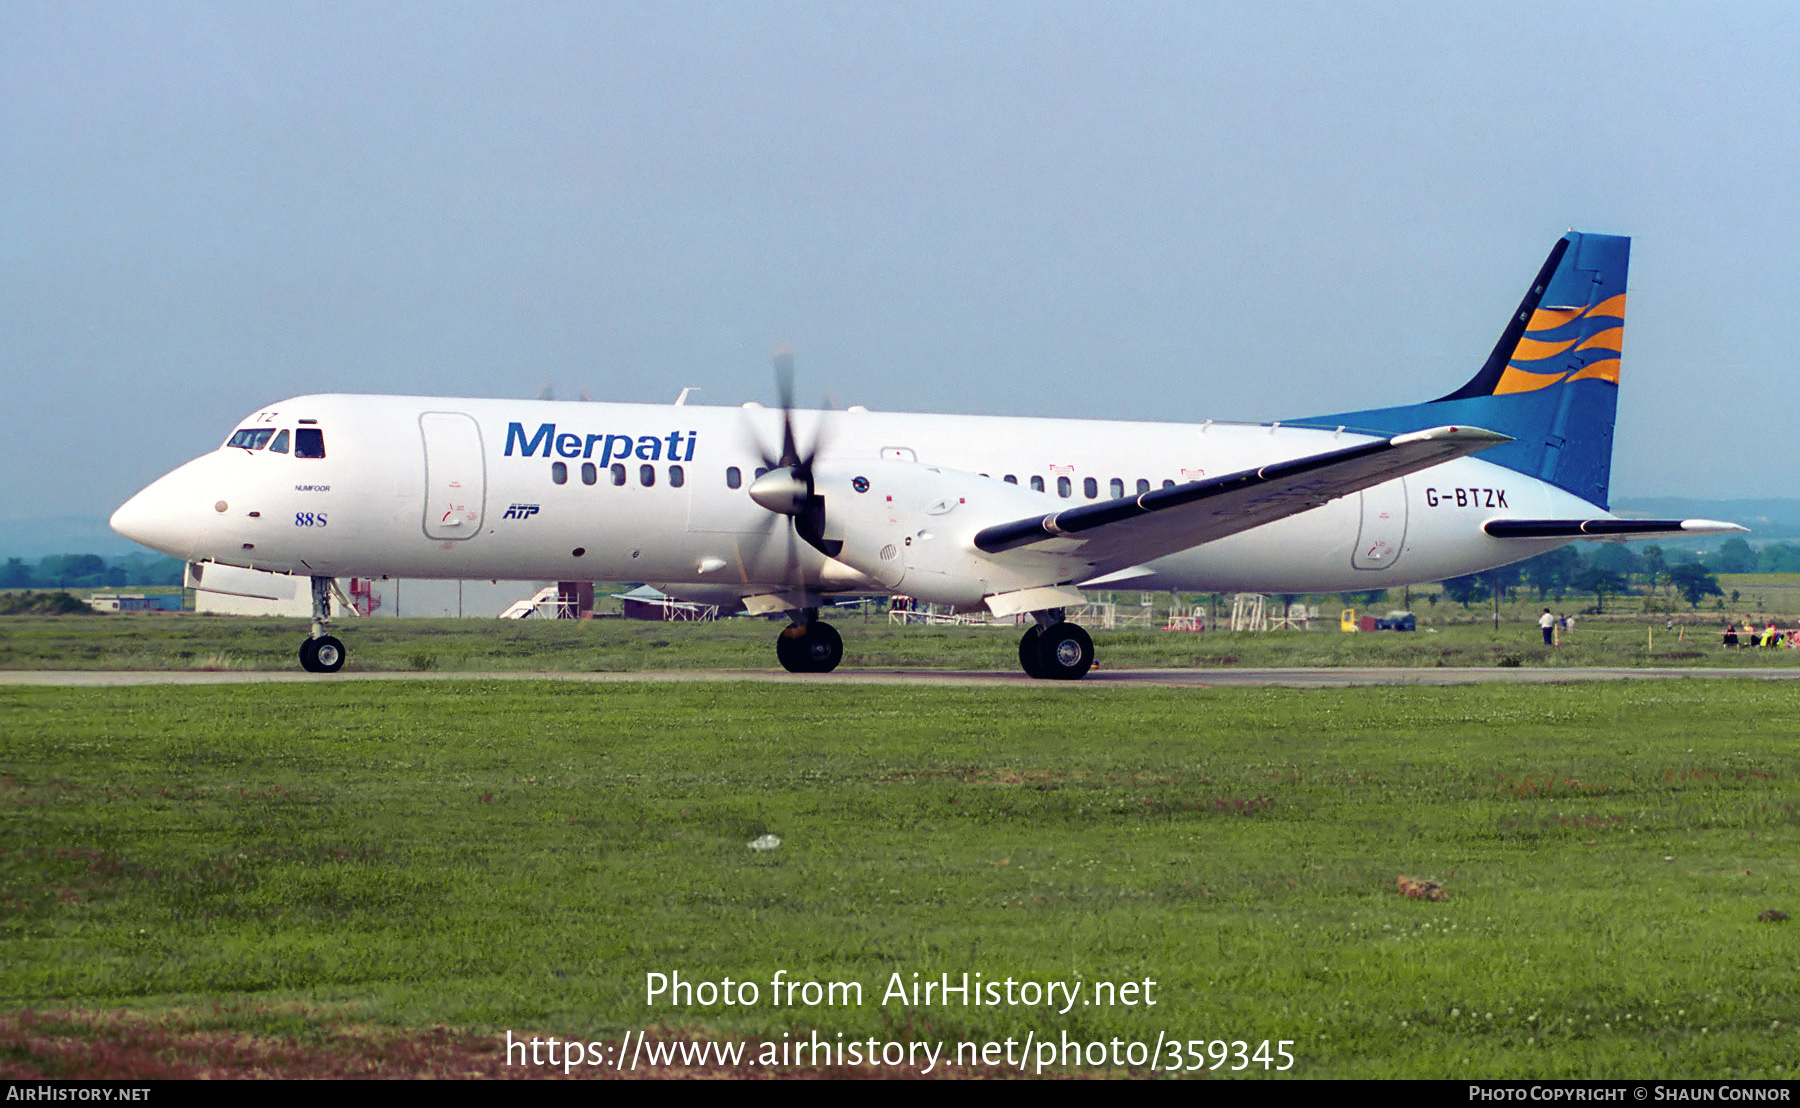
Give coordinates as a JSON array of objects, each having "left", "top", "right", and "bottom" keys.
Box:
[
  {"left": 111, "top": 461, "right": 211, "bottom": 560},
  {"left": 111, "top": 487, "right": 193, "bottom": 560}
]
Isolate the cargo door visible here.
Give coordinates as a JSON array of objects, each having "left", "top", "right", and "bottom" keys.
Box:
[{"left": 1352, "top": 477, "right": 1407, "bottom": 571}]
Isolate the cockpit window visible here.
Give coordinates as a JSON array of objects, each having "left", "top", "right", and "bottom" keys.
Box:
[
  {"left": 227, "top": 428, "right": 275, "bottom": 450},
  {"left": 294, "top": 428, "right": 326, "bottom": 458},
  {"left": 269, "top": 429, "right": 290, "bottom": 454}
]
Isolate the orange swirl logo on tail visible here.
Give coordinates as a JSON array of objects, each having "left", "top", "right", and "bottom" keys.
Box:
[{"left": 1494, "top": 293, "right": 1626, "bottom": 394}]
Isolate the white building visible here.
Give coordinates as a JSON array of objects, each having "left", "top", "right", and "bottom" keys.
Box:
[{"left": 186, "top": 563, "right": 564, "bottom": 618}]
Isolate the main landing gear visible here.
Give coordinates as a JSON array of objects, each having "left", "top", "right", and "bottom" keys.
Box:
[
  {"left": 768, "top": 608, "right": 1092, "bottom": 678},
  {"left": 299, "top": 575, "right": 346, "bottom": 673},
  {"left": 1018, "top": 611, "right": 1094, "bottom": 680},
  {"left": 775, "top": 611, "right": 843, "bottom": 674}
]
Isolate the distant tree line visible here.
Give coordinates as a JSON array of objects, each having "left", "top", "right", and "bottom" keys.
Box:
[
  {"left": 0, "top": 552, "right": 185, "bottom": 590},
  {"left": 1712, "top": 537, "right": 1800, "bottom": 574},
  {"left": 1433, "top": 538, "right": 1800, "bottom": 613}
]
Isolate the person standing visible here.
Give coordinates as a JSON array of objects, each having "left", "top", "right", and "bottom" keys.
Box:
[{"left": 1539, "top": 608, "right": 1556, "bottom": 646}]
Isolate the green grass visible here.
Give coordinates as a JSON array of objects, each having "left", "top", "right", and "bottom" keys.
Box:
[
  {"left": 2, "top": 679, "right": 1796, "bottom": 1077},
  {"left": 1720, "top": 574, "right": 1800, "bottom": 617},
  {"left": 0, "top": 610, "right": 1796, "bottom": 673}
]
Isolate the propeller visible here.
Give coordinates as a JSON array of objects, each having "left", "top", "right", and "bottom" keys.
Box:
[{"left": 747, "top": 349, "right": 841, "bottom": 559}]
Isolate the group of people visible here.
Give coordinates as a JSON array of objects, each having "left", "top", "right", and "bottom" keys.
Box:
[
  {"left": 1723, "top": 620, "right": 1798, "bottom": 648},
  {"left": 1535, "top": 610, "right": 1796, "bottom": 649},
  {"left": 1537, "top": 609, "right": 1575, "bottom": 645}
]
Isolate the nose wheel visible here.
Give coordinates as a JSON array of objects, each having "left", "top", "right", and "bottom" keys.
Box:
[{"left": 300, "top": 635, "right": 346, "bottom": 673}]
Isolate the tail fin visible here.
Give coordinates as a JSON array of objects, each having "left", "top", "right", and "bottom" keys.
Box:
[{"left": 1296, "top": 231, "right": 1629, "bottom": 508}]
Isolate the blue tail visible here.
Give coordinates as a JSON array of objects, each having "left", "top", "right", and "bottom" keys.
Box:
[{"left": 1293, "top": 231, "right": 1629, "bottom": 509}]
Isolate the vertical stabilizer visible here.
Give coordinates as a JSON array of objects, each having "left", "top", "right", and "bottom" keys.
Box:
[{"left": 1295, "top": 232, "right": 1628, "bottom": 508}]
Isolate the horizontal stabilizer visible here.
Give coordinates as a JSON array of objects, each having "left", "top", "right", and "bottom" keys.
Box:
[
  {"left": 1483, "top": 518, "right": 1747, "bottom": 541},
  {"left": 974, "top": 425, "right": 1508, "bottom": 567}
]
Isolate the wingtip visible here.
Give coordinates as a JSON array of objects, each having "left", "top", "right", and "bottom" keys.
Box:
[{"left": 1681, "top": 519, "right": 1751, "bottom": 534}]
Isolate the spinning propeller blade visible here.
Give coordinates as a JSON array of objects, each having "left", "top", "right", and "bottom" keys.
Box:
[{"left": 746, "top": 348, "right": 842, "bottom": 568}]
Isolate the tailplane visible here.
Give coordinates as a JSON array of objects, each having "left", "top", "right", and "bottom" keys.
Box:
[{"left": 1296, "top": 231, "right": 1628, "bottom": 508}]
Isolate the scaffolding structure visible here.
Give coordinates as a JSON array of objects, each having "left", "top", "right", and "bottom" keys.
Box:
[
  {"left": 1227, "top": 594, "right": 1317, "bottom": 631},
  {"left": 1229, "top": 593, "right": 1268, "bottom": 631},
  {"left": 499, "top": 586, "right": 571, "bottom": 620}
]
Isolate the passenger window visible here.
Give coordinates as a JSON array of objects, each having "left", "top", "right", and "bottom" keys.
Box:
[
  {"left": 1003, "top": 474, "right": 1018, "bottom": 484},
  {"left": 1136, "top": 479, "right": 1150, "bottom": 495},
  {"left": 726, "top": 466, "right": 741, "bottom": 489},
  {"left": 581, "top": 462, "right": 597, "bottom": 485},
  {"left": 1030, "top": 475, "right": 1045, "bottom": 492},
  {"left": 1162, "top": 479, "right": 1175, "bottom": 490},
  {"left": 640, "top": 464, "right": 656, "bottom": 487},
  {"left": 1083, "top": 477, "right": 1098, "bottom": 499},
  {"left": 269, "top": 430, "right": 290, "bottom": 454},
  {"left": 294, "top": 428, "right": 326, "bottom": 458},
  {"left": 610, "top": 463, "right": 626, "bottom": 487},
  {"left": 1057, "top": 476, "right": 1072, "bottom": 498},
  {"left": 551, "top": 462, "right": 568, "bottom": 485},
  {"left": 669, "top": 464, "right": 685, "bottom": 488},
  {"left": 1108, "top": 478, "right": 1123, "bottom": 498}
]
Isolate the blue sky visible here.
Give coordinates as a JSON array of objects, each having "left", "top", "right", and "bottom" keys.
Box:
[{"left": 5, "top": 0, "right": 1798, "bottom": 527}]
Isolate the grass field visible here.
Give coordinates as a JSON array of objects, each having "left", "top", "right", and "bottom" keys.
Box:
[
  {"left": 1, "top": 608, "right": 1798, "bottom": 674},
  {"left": 2, "top": 676, "right": 1796, "bottom": 1078}
]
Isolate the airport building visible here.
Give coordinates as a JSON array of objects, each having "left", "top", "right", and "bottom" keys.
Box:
[{"left": 184, "top": 564, "right": 586, "bottom": 619}]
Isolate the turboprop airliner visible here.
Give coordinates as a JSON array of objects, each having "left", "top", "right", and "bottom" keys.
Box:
[{"left": 111, "top": 231, "right": 1742, "bottom": 678}]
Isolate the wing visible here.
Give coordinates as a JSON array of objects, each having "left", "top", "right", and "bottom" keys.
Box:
[
  {"left": 1483, "top": 519, "right": 1748, "bottom": 541},
  {"left": 973, "top": 425, "right": 1509, "bottom": 576}
]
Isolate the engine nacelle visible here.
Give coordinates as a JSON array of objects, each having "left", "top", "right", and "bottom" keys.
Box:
[{"left": 808, "top": 459, "right": 1092, "bottom": 608}]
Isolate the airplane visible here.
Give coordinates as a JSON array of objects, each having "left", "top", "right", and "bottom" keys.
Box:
[{"left": 110, "top": 231, "right": 1743, "bottom": 679}]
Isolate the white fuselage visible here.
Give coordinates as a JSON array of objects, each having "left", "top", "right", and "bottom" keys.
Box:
[{"left": 112, "top": 393, "right": 1596, "bottom": 604}]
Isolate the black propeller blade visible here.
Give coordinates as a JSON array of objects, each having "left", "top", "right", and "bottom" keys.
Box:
[{"left": 747, "top": 348, "right": 841, "bottom": 559}]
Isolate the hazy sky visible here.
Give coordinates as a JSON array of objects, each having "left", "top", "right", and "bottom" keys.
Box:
[{"left": 5, "top": 0, "right": 1798, "bottom": 527}]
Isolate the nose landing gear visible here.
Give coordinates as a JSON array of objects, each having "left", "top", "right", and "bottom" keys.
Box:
[{"left": 298, "top": 576, "right": 347, "bottom": 673}]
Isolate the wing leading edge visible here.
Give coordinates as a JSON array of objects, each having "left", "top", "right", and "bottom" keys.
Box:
[{"left": 972, "top": 425, "right": 1510, "bottom": 573}]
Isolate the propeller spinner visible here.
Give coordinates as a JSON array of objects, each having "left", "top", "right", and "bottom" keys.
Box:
[{"left": 746, "top": 349, "right": 840, "bottom": 558}]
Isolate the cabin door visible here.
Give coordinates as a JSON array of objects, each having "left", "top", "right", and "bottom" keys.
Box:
[{"left": 420, "top": 412, "right": 486, "bottom": 540}]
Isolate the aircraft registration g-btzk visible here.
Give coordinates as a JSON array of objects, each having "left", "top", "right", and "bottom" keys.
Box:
[{"left": 112, "top": 231, "right": 1743, "bottom": 679}]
